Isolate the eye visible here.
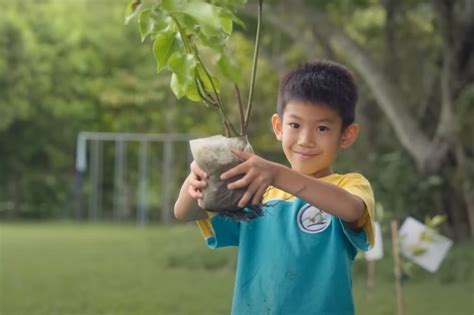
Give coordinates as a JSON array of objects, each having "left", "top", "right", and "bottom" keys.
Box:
[
  {"left": 288, "top": 122, "right": 300, "bottom": 128},
  {"left": 316, "top": 126, "right": 329, "bottom": 132}
]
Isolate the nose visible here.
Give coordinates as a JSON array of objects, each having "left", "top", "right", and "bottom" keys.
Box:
[{"left": 297, "top": 128, "right": 315, "bottom": 147}]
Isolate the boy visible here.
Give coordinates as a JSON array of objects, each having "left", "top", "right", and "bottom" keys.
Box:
[{"left": 174, "top": 60, "right": 375, "bottom": 315}]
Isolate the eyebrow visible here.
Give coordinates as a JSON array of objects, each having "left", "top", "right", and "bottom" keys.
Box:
[{"left": 286, "top": 113, "right": 336, "bottom": 124}]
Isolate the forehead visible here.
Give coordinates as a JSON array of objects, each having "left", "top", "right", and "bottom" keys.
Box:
[{"left": 282, "top": 101, "right": 341, "bottom": 124}]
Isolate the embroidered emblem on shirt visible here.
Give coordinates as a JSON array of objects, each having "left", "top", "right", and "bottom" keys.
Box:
[{"left": 297, "top": 204, "right": 332, "bottom": 234}]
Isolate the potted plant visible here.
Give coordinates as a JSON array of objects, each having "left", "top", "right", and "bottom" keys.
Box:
[{"left": 126, "top": 0, "right": 264, "bottom": 220}]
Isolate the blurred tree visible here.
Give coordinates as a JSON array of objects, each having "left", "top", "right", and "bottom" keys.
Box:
[
  {"left": 0, "top": 0, "right": 223, "bottom": 218},
  {"left": 243, "top": 0, "right": 474, "bottom": 239},
  {"left": 1, "top": 0, "right": 472, "bottom": 241}
]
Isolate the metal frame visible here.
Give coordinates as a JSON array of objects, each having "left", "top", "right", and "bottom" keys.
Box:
[{"left": 75, "top": 132, "right": 194, "bottom": 224}]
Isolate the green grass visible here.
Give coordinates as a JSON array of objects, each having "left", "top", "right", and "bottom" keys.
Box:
[{"left": 1, "top": 223, "right": 473, "bottom": 315}]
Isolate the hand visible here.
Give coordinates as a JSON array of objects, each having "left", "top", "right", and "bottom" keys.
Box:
[
  {"left": 220, "top": 150, "right": 276, "bottom": 208},
  {"left": 187, "top": 161, "right": 208, "bottom": 207}
]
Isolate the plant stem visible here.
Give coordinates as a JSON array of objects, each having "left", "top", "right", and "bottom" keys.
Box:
[
  {"left": 234, "top": 84, "right": 245, "bottom": 136},
  {"left": 243, "top": 0, "right": 263, "bottom": 134},
  {"left": 223, "top": 120, "right": 230, "bottom": 137},
  {"left": 219, "top": 106, "right": 239, "bottom": 136},
  {"left": 191, "top": 44, "right": 239, "bottom": 136},
  {"left": 173, "top": 15, "right": 238, "bottom": 137},
  {"left": 195, "top": 77, "right": 218, "bottom": 108},
  {"left": 172, "top": 17, "right": 192, "bottom": 54},
  {"left": 195, "top": 78, "right": 236, "bottom": 137}
]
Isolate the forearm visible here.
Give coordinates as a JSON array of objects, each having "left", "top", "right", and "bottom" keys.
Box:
[
  {"left": 174, "top": 175, "right": 208, "bottom": 221},
  {"left": 272, "top": 164, "right": 365, "bottom": 223}
]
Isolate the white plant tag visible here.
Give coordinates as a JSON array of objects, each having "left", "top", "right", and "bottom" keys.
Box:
[
  {"left": 399, "top": 216, "right": 453, "bottom": 272},
  {"left": 365, "top": 221, "right": 384, "bottom": 261}
]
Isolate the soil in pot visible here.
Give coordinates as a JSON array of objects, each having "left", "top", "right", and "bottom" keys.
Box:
[{"left": 189, "top": 135, "right": 264, "bottom": 220}]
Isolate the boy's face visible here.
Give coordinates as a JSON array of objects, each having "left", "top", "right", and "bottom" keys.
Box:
[{"left": 271, "top": 101, "right": 359, "bottom": 177}]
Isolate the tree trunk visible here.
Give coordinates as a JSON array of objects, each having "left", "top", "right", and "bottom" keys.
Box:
[
  {"left": 247, "top": 1, "right": 474, "bottom": 240},
  {"left": 258, "top": 2, "right": 437, "bottom": 171}
]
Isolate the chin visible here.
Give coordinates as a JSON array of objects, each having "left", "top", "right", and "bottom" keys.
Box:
[{"left": 292, "top": 165, "right": 321, "bottom": 175}]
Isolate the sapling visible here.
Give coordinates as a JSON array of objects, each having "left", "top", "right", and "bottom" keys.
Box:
[{"left": 126, "top": 0, "right": 264, "bottom": 220}]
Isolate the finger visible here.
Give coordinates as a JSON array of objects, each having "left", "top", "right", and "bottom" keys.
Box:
[
  {"left": 190, "top": 161, "right": 208, "bottom": 179},
  {"left": 189, "top": 171, "right": 207, "bottom": 188},
  {"left": 252, "top": 185, "right": 267, "bottom": 205},
  {"left": 188, "top": 186, "right": 203, "bottom": 199},
  {"left": 238, "top": 180, "right": 260, "bottom": 208},
  {"left": 197, "top": 198, "right": 204, "bottom": 209},
  {"left": 231, "top": 149, "right": 253, "bottom": 161},
  {"left": 221, "top": 163, "right": 248, "bottom": 181},
  {"left": 226, "top": 171, "right": 254, "bottom": 190},
  {"left": 189, "top": 176, "right": 207, "bottom": 189}
]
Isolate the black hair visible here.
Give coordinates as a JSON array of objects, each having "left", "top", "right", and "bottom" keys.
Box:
[{"left": 277, "top": 60, "right": 358, "bottom": 129}]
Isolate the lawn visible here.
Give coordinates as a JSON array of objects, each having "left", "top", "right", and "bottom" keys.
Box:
[{"left": 1, "top": 223, "right": 473, "bottom": 315}]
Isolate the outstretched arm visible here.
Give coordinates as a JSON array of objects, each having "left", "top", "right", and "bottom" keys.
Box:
[
  {"left": 221, "top": 150, "right": 366, "bottom": 225},
  {"left": 174, "top": 162, "right": 209, "bottom": 221}
]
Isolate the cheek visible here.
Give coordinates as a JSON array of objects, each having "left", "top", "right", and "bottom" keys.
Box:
[
  {"left": 283, "top": 126, "right": 298, "bottom": 137},
  {"left": 319, "top": 135, "right": 340, "bottom": 150},
  {"left": 281, "top": 132, "right": 297, "bottom": 144}
]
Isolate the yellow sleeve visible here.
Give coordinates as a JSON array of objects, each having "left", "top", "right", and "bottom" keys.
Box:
[
  {"left": 195, "top": 211, "right": 216, "bottom": 241},
  {"left": 339, "top": 173, "right": 375, "bottom": 247},
  {"left": 195, "top": 212, "right": 240, "bottom": 248},
  {"left": 196, "top": 218, "right": 215, "bottom": 241}
]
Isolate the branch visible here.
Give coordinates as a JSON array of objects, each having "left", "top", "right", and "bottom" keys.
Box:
[
  {"left": 259, "top": 2, "right": 437, "bottom": 170},
  {"left": 243, "top": 0, "right": 263, "bottom": 134},
  {"left": 433, "top": 1, "right": 455, "bottom": 143},
  {"left": 234, "top": 84, "right": 245, "bottom": 136},
  {"left": 191, "top": 44, "right": 239, "bottom": 137}
]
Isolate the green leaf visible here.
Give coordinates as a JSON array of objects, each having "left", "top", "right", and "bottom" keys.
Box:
[
  {"left": 152, "top": 30, "right": 183, "bottom": 72},
  {"left": 168, "top": 52, "right": 197, "bottom": 79},
  {"left": 168, "top": 53, "right": 198, "bottom": 100},
  {"left": 425, "top": 215, "right": 447, "bottom": 229},
  {"left": 170, "top": 73, "right": 186, "bottom": 98},
  {"left": 139, "top": 8, "right": 172, "bottom": 42},
  {"left": 218, "top": 9, "right": 233, "bottom": 34},
  {"left": 170, "top": 72, "right": 201, "bottom": 101},
  {"left": 196, "top": 64, "right": 221, "bottom": 93},
  {"left": 164, "top": 1, "right": 232, "bottom": 38},
  {"left": 185, "top": 79, "right": 201, "bottom": 101},
  {"left": 230, "top": 12, "right": 246, "bottom": 29},
  {"left": 409, "top": 243, "right": 428, "bottom": 256},
  {"left": 197, "top": 33, "right": 229, "bottom": 51},
  {"left": 210, "top": 0, "right": 247, "bottom": 9},
  {"left": 124, "top": 0, "right": 142, "bottom": 25}
]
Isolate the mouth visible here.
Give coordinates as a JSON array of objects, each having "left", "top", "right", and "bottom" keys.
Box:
[{"left": 293, "top": 151, "right": 318, "bottom": 159}]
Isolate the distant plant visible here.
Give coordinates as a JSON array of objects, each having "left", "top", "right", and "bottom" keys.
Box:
[
  {"left": 125, "top": 0, "right": 263, "bottom": 137},
  {"left": 407, "top": 215, "right": 447, "bottom": 256},
  {"left": 402, "top": 215, "right": 447, "bottom": 278},
  {"left": 125, "top": 0, "right": 265, "bottom": 219}
]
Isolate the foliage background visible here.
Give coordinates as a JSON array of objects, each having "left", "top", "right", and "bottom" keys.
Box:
[
  {"left": 2, "top": 0, "right": 472, "bottom": 234},
  {"left": 0, "top": 0, "right": 473, "bottom": 313}
]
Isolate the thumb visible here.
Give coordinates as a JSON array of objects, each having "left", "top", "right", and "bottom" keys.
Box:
[{"left": 231, "top": 149, "right": 253, "bottom": 161}]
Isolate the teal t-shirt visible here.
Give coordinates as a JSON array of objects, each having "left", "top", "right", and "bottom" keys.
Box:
[{"left": 198, "top": 173, "right": 374, "bottom": 315}]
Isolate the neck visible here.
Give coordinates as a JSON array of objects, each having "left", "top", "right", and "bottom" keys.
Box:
[{"left": 310, "top": 167, "right": 333, "bottom": 178}]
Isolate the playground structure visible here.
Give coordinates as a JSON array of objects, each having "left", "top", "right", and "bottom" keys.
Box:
[{"left": 75, "top": 132, "right": 194, "bottom": 224}]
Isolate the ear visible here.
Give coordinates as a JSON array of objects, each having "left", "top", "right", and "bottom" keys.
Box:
[
  {"left": 339, "top": 123, "right": 360, "bottom": 148},
  {"left": 271, "top": 113, "right": 283, "bottom": 141}
]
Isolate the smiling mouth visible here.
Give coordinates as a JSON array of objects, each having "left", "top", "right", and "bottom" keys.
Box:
[{"left": 294, "top": 151, "right": 318, "bottom": 158}]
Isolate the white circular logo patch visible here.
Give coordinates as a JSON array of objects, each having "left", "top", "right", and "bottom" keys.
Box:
[{"left": 297, "top": 204, "right": 332, "bottom": 234}]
